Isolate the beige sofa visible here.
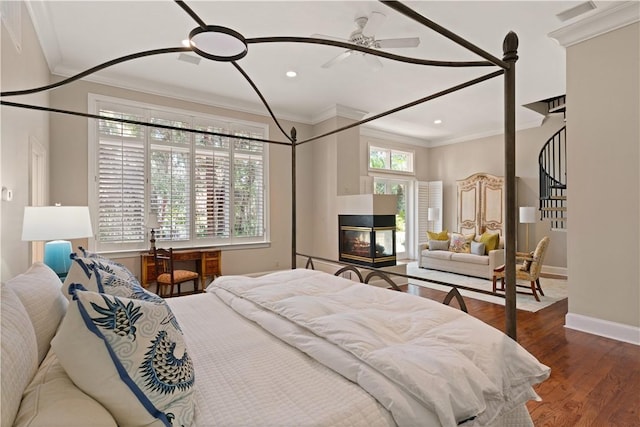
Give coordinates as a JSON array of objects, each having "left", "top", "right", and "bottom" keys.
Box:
[{"left": 418, "top": 236, "right": 505, "bottom": 280}]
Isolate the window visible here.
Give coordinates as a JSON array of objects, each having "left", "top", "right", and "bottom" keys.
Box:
[
  {"left": 374, "top": 177, "right": 409, "bottom": 259},
  {"left": 90, "top": 96, "right": 268, "bottom": 252},
  {"left": 369, "top": 146, "right": 414, "bottom": 173}
]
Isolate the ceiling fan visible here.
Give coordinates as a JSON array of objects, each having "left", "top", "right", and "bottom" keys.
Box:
[{"left": 316, "top": 11, "right": 421, "bottom": 71}]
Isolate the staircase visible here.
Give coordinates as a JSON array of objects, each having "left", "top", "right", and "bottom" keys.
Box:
[{"left": 538, "top": 95, "right": 567, "bottom": 230}]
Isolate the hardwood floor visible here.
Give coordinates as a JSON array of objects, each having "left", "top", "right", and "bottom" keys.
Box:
[{"left": 402, "top": 284, "right": 640, "bottom": 427}]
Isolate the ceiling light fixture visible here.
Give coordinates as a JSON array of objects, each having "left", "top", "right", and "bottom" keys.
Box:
[
  {"left": 286, "top": 70, "right": 297, "bottom": 78},
  {"left": 181, "top": 39, "right": 191, "bottom": 47},
  {"left": 434, "top": 119, "right": 442, "bottom": 124},
  {"left": 189, "top": 25, "right": 248, "bottom": 62}
]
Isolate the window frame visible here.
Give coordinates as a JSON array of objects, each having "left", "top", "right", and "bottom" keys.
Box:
[
  {"left": 368, "top": 144, "right": 415, "bottom": 174},
  {"left": 88, "top": 94, "right": 270, "bottom": 254}
]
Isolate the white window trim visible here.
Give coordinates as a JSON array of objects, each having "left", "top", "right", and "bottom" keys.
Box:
[
  {"left": 367, "top": 143, "right": 415, "bottom": 175},
  {"left": 87, "top": 93, "right": 270, "bottom": 252}
]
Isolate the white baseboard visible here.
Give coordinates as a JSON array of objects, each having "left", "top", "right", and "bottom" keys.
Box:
[
  {"left": 565, "top": 313, "right": 640, "bottom": 345},
  {"left": 542, "top": 265, "right": 567, "bottom": 277}
]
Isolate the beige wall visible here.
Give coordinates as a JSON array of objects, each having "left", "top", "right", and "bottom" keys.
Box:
[
  {"left": 427, "top": 115, "right": 568, "bottom": 270},
  {"left": 1, "top": 3, "right": 51, "bottom": 281},
  {"left": 566, "top": 22, "right": 639, "bottom": 328}
]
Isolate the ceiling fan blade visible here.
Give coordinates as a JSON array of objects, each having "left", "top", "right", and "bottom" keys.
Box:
[
  {"left": 377, "top": 37, "right": 421, "bottom": 49},
  {"left": 321, "top": 50, "right": 352, "bottom": 69},
  {"left": 362, "top": 11, "right": 385, "bottom": 36},
  {"left": 364, "top": 54, "right": 383, "bottom": 72}
]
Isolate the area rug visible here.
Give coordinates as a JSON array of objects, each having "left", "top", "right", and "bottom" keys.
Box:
[{"left": 406, "top": 262, "right": 568, "bottom": 312}]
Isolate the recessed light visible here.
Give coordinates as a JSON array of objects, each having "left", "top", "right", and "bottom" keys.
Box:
[
  {"left": 286, "top": 70, "right": 297, "bottom": 78},
  {"left": 434, "top": 119, "right": 442, "bottom": 124},
  {"left": 181, "top": 39, "right": 191, "bottom": 47}
]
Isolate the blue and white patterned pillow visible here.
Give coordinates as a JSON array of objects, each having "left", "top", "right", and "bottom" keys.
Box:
[
  {"left": 51, "top": 286, "right": 195, "bottom": 427},
  {"left": 70, "top": 252, "right": 139, "bottom": 285}
]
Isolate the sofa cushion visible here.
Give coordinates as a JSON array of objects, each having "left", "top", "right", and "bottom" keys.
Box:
[
  {"left": 13, "top": 350, "right": 117, "bottom": 427},
  {"left": 450, "top": 253, "right": 490, "bottom": 265},
  {"left": 51, "top": 286, "right": 195, "bottom": 427},
  {"left": 423, "top": 250, "right": 454, "bottom": 261},
  {"left": 5, "top": 262, "right": 68, "bottom": 364},
  {"left": 428, "top": 239, "right": 450, "bottom": 251},
  {"left": 451, "top": 253, "right": 489, "bottom": 265},
  {"left": 1, "top": 284, "right": 39, "bottom": 427},
  {"left": 427, "top": 229, "right": 449, "bottom": 241}
]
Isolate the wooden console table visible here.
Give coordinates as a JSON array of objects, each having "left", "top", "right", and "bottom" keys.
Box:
[{"left": 141, "top": 248, "right": 221, "bottom": 291}]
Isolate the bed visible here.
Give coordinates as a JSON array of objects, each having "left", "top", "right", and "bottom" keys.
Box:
[
  {"left": 2, "top": 255, "right": 549, "bottom": 427},
  {"left": 2, "top": 1, "right": 541, "bottom": 426}
]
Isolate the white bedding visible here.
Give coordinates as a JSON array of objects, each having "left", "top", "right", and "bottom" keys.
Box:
[
  {"left": 166, "top": 291, "right": 396, "bottom": 427},
  {"left": 207, "top": 269, "right": 550, "bottom": 427}
]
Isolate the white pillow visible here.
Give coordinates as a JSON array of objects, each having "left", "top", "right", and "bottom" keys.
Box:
[
  {"left": 1, "top": 284, "right": 38, "bottom": 427},
  {"left": 5, "top": 262, "right": 68, "bottom": 364},
  {"left": 13, "top": 350, "right": 117, "bottom": 427},
  {"left": 51, "top": 287, "right": 195, "bottom": 426}
]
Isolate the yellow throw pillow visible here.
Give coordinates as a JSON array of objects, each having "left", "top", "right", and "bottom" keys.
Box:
[
  {"left": 427, "top": 229, "right": 448, "bottom": 241},
  {"left": 479, "top": 232, "right": 500, "bottom": 253}
]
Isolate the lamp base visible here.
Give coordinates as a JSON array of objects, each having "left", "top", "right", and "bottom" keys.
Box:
[{"left": 43, "top": 240, "right": 73, "bottom": 279}]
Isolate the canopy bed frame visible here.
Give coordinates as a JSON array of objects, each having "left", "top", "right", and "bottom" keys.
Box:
[{"left": 1, "top": 0, "right": 520, "bottom": 339}]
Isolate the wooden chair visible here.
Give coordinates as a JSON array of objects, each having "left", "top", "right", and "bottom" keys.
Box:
[
  {"left": 492, "top": 236, "right": 550, "bottom": 301},
  {"left": 153, "top": 247, "right": 199, "bottom": 298}
]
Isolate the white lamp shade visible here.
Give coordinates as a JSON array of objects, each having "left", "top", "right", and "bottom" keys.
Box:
[
  {"left": 147, "top": 213, "right": 160, "bottom": 229},
  {"left": 427, "top": 207, "right": 440, "bottom": 221},
  {"left": 519, "top": 206, "right": 537, "bottom": 224},
  {"left": 22, "top": 206, "right": 93, "bottom": 241}
]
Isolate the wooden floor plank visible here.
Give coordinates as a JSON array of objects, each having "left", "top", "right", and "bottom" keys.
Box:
[{"left": 401, "top": 283, "right": 640, "bottom": 426}]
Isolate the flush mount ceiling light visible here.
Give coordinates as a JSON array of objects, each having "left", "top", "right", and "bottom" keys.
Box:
[
  {"left": 189, "top": 25, "right": 248, "bottom": 62},
  {"left": 434, "top": 119, "right": 442, "bottom": 124},
  {"left": 286, "top": 70, "right": 297, "bottom": 78}
]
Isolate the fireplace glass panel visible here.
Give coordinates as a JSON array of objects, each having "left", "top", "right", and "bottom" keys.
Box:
[
  {"left": 342, "top": 229, "right": 371, "bottom": 258},
  {"left": 375, "top": 228, "right": 394, "bottom": 257}
]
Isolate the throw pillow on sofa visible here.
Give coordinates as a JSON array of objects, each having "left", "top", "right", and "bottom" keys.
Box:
[
  {"left": 470, "top": 241, "right": 486, "bottom": 256},
  {"left": 427, "top": 229, "right": 449, "bottom": 241},
  {"left": 428, "top": 239, "right": 450, "bottom": 251},
  {"left": 449, "top": 233, "right": 475, "bottom": 253},
  {"left": 479, "top": 232, "right": 500, "bottom": 252}
]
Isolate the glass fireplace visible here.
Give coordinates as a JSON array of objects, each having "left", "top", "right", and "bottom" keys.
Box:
[{"left": 339, "top": 215, "right": 396, "bottom": 267}]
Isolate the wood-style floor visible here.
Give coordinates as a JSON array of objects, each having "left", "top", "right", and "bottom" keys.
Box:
[{"left": 401, "top": 283, "right": 640, "bottom": 427}]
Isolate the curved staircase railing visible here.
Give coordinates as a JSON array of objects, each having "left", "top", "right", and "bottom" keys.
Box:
[{"left": 539, "top": 125, "right": 567, "bottom": 230}]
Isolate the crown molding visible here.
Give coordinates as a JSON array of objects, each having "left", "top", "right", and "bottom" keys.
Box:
[
  {"left": 359, "top": 126, "right": 431, "bottom": 147},
  {"left": 25, "top": 0, "right": 61, "bottom": 70},
  {"left": 549, "top": 1, "right": 640, "bottom": 47},
  {"left": 428, "top": 117, "right": 545, "bottom": 148},
  {"left": 311, "top": 104, "right": 368, "bottom": 125}
]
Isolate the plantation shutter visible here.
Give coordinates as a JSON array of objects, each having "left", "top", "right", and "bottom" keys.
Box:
[
  {"left": 417, "top": 181, "right": 443, "bottom": 243},
  {"left": 232, "top": 127, "right": 264, "bottom": 238},
  {"left": 194, "top": 137, "right": 231, "bottom": 239},
  {"left": 97, "top": 109, "right": 146, "bottom": 243},
  {"left": 149, "top": 114, "right": 191, "bottom": 241}
]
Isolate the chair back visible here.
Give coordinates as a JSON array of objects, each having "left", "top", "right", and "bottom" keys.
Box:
[
  {"left": 153, "top": 247, "right": 174, "bottom": 282},
  {"left": 528, "top": 236, "right": 550, "bottom": 278}
]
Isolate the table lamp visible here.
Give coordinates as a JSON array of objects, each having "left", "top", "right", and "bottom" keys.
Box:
[
  {"left": 147, "top": 213, "right": 160, "bottom": 251},
  {"left": 21, "top": 205, "right": 93, "bottom": 278},
  {"left": 519, "top": 206, "right": 536, "bottom": 252}
]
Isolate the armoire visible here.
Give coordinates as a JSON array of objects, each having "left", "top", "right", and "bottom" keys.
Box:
[{"left": 456, "top": 172, "right": 508, "bottom": 236}]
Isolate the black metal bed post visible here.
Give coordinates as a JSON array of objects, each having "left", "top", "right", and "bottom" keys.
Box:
[
  {"left": 290, "top": 127, "right": 297, "bottom": 270},
  {"left": 503, "top": 32, "right": 519, "bottom": 341}
]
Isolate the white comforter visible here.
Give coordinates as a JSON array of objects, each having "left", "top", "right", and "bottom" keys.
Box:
[{"left": 210, "top": 269, "right": 550, "bottom": 427}]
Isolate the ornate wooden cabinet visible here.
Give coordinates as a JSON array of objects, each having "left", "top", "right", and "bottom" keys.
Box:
[{"left": 457, "top": 173, "right": 507, "bottom": 235}]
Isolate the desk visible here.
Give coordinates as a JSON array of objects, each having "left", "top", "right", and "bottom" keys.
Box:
[{"left": 141, "top": 249, "right": 221, "bottom": 291}]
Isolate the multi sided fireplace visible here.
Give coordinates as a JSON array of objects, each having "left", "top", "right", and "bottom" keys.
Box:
[{"left": 339, "top": 215, "right": 396, "bottom": 267}]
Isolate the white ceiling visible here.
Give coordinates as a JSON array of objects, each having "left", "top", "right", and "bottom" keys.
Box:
[{"left": 25, "top": 1, "right": 611, "bottom": 145}]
